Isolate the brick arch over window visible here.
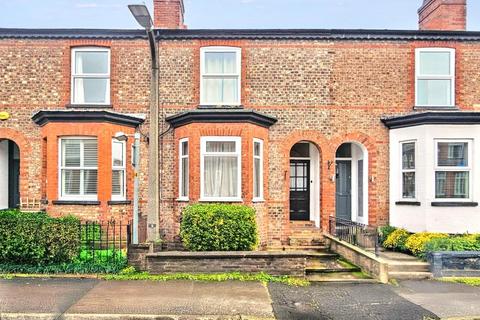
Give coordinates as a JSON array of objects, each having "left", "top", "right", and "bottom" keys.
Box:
[
  {"left": 330, "top": 132, "right": 379, "bottom": 226},
  {"left": 0, "top": 128, "right": 31, "bottom": 199}
]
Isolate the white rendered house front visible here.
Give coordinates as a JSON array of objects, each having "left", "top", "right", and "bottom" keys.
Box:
[{"left": 383, "top": 112, "right": 480, "bottom": 234}]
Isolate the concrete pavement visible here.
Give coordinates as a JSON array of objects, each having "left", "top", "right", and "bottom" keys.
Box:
[
  {"left": 0, "top": 278, "right": 274, "bottom": 319},
  {"left": 394, "top": 280, "right": 480, "bottom": 319}
]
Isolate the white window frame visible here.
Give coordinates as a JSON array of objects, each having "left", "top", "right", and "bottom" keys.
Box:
[
  {"left": 415, "top": 48, "right": 455, "bottom": 108},
  {"left": 200, "top": 136, "right": 242, "bottom": 202},
  {"left": 200, "top": 46, "right": 242, "bottom": 106},
  {"left": 400, "top": 140, "right": 417, "bottom": 200},
  {"left": 253, "top": 138, "right": 264, "bottom": 202},
  {"left": 434, "top": 139, "right": 472, "bottom": 201},
  {"left": 178, "top": 138, "right": 189, "bottom": 201},
  {"left": 111, "top": 139, "right": 126, "bottom": 201},
  {"left": 71, "top": 47, "right": 111, "bottom": 105},
  {"left": 58, "top": 137, "right": 98, "bottom": 201}
]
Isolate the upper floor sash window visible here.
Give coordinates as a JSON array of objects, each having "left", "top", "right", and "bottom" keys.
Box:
[
  {"left": 415, "top": 48, "right": 455, "bottom": 107},
  {"left": 200, "top": 47, "right": 241, "bottom": 106},
  {"left": 71, "top": 47, "right": 110, "bottom": 105}
]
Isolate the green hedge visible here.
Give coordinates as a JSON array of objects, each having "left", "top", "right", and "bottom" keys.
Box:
[
  {"left": 180, "top": 204, "right": 258, "bottom": 251},
  {"left": 425, "top": 234, "right": 480, "bottom": 253},
  {"left": 0, "top": 209, "right": 81, "bottom": 264}
]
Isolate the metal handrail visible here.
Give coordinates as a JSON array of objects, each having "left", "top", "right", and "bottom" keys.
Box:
[{"left": 328, "top": 216, "right": 379, "bottom": 256}]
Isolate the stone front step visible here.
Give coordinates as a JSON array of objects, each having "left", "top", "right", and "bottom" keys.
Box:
[
  {"left": 388, "top": 262, "right": 430, "bottom": 273},
  {"left": 289, "top": 236, "right": 324, "bottom": 246},
  {"left": 267, "top": 245, "right": 329, "bottom": 252},
  {"left": 388, "top": 271, "right": 432, "bottom": 280}
]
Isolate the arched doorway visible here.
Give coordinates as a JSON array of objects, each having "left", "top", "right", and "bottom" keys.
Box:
[
  {"left": 289, "top": 141, "right": 321, "bottom": 227},
  {"left": 0, "top": 139, "right": 20, "bottom": 209},
  {"left": 335, "top": 142, "right": 368, "bottom": 224}
]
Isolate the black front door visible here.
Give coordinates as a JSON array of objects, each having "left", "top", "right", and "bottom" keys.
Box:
[
  {"left": 336, "top": 160, "right": 352, "bottom": 221},
  {"left": 8, "top": 141, "right": 20, "bottom": 208},
  {"left": 290, "top": 160, "right": 310, "bottom": 221}
]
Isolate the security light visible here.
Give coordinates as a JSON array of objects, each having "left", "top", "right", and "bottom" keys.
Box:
[{"left": 114, "top": 132, "right": 128, "bottom": 141}]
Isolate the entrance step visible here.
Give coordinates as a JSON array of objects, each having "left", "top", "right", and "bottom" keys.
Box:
[
  {"left": 305, "top": 255, "right": 373, "bottom": 283},
  {"left": 267, "top": 245, "right": 329, "bottom": 252},
  {"left": 388, "top": 261, "right": 430, "bottom": 273},
  {"left": 388, "top": 271, "right": 432, "bottom": 280},
  {"left": 289, "top": 237, "right": 324, "bottom": 246}
]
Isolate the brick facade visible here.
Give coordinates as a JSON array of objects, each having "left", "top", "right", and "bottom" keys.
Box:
[{"left": 1, "top": 0, "right": 479, "bottom": 248}]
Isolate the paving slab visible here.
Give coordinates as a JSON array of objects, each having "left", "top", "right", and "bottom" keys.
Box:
[
  {"left": 0, "top": 278, "right": 99, "bottom": 315},
  {"left": 67, "top": 280, "right": 273, "bottom": 317},
  {"left": 395, "top": 280, "right": 480, "bottom": 319},
  {"left": 0, "top": 278, "right": 274, "bottom": 319}
]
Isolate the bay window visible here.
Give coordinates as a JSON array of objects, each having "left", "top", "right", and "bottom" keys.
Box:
[
  {"left": 71, "top": 47, "right": 110, "bottom": 105},
  {"left": 253, "top": 139, "right": 264, "bottom": 201},
  {"left": 415, "top": 48, "right": 455, "bottom": 107},
  {"left": 200, "top": 137, "right": 241, "bottom": 201},
  {"left": 200, "top": 47, "right": 241, "bottom": 106},
  {"left": 60, "top": 138, "right": 98, "bottom": 200},
  {"left": 178, "top": 138, "right": 189, "bottom": 200},
  {"left": 112, "top": 140, "right": 126, "bottom": 200},
  {"left": 401, "top": 142, "right": 416, "bottom": 199},
  {"left": 435, "top": 140, "right": 471, "bottom": 200}
]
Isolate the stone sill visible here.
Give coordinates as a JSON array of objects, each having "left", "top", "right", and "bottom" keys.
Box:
[
  {"left": 52, "top": 200, "right": 101, "bottom": 205},
  {"left": 107, "top": 200, "right": 132, "bottom": 205},
  {"left": 66, "top": 104, "right": 113, "bottom": 109},
  {"left": 431, "top": 202, "right": 478, "bottom": 207},
  {"left": 395, "top": 201, "right": 421, "bottom": 206}
]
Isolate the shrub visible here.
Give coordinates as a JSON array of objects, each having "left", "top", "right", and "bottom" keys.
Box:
[
  {"left": 425, "top": 234, "right": 480, "bottom": 253},
  {"left": 0, "top": 209, "right": 81, "bottom": 264},
  {"left": 383, "top": 229, "right": 410, "bottom": 251},
  {"left": 405, "top": 232, "right": 448, "bottom": 257},
  {"left": 180, "top": 204, "right": 258, "bottom": 251},
  {"left": 379, "top": 225, "right": 397, "bottom": 244}
]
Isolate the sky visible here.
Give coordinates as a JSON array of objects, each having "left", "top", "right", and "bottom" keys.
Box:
[{"left": 0, "top": 0, "right": 479, "bottom": 31}]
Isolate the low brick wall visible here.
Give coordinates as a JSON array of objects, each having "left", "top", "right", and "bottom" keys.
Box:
[
  {"left": 427, "top": 251, "right": 480, "bottom": 277},
  {"left": 324, "top": 233, "right": 389, "bottom": 283},
  {"left": 128, "top": 247, "right": 308, "bottom": 277}
]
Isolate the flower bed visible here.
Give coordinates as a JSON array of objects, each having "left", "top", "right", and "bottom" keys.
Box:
[{"left": 379, "top": 225, "right": 480, "bottom": 259}]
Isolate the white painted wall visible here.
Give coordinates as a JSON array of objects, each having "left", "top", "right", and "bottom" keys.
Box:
[
  {"left": 390, "top": 125, "right": 480, "bottom": 233},
  {"left": 0, "top": 140, "right": 8, "bottom": 209},
  {"left": 309, "top": 143, "right": 321, "bottom": 227}
]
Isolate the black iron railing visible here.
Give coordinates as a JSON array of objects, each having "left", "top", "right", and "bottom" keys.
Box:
[
  {"left": 80, "top": 220, "right": 128, "bottom": 263},
  {"left": 328, "top": 216, "right": 379, "bottom": 256}
]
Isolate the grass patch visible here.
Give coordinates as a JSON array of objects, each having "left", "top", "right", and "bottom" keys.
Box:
[
  {"left": 103, "top": 269, "right": 309, "bottom": 287},
  {"left": 439, "top": 277, "right": 480, "bottom": 286},
  {"left": 337, "top": 258, "right": 359, "bottom": 270}
]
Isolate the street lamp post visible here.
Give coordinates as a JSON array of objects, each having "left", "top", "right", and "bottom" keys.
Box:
[
  {"left": 128, "top": 4, "right": 160, "bottom": 242},
  {"left": 114, "top": 132, "right": 141, "bottom": 244}
]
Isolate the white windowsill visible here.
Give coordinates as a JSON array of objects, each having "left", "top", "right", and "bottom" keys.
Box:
[
  {"left": 252, "top": 198, "right": 265, "bottom": 203},
  {"left": 199, "top": 197, "right": 243, "bottom": 203},
  {"left": 176, "top": 197, "right": 190, "bottom": 202}
]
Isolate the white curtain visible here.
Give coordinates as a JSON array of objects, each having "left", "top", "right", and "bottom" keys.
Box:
[
  {"left": 204, "top": 52, "right": 238, "bottom": 104},
  {"left": 74, "top": 54, "right": 85, "bottom": 104},
  {"left": 203, "top": 141, "right": 238, "bottom": 198}
]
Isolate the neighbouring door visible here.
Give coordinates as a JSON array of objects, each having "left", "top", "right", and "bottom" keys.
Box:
[
  {"left": 8, "top": 141, "right": 20, "bottom": 208},
  {"left": 336, "top": 160, "right": 352, "bottom": 221},
  {"left": 290, "top": 160, "right": 310, "bottom": 221}
]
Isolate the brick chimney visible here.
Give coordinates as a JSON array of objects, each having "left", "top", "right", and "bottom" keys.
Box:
[
  {"left": 153, "top": 0, "right": 186, "bottom": 29},
  {"left": 418, "top": 0, "right": 467, "bottom": 31}
]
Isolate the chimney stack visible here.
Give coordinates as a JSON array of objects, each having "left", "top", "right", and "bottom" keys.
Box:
[
  {"left": 418, "top": 0, "right": 467, "bottom": 31},
  {"left": 153, "top": 0, "right": 186, "bottom": 29}
]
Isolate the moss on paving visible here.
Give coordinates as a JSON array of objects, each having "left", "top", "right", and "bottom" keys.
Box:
[{"left": 439, "top": 277, "right": 480, "bottom": 286}]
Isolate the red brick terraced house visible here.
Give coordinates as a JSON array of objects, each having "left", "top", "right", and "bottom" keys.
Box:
[{"left": 1, "top": 0, "right": 480, "bottom": 249}]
